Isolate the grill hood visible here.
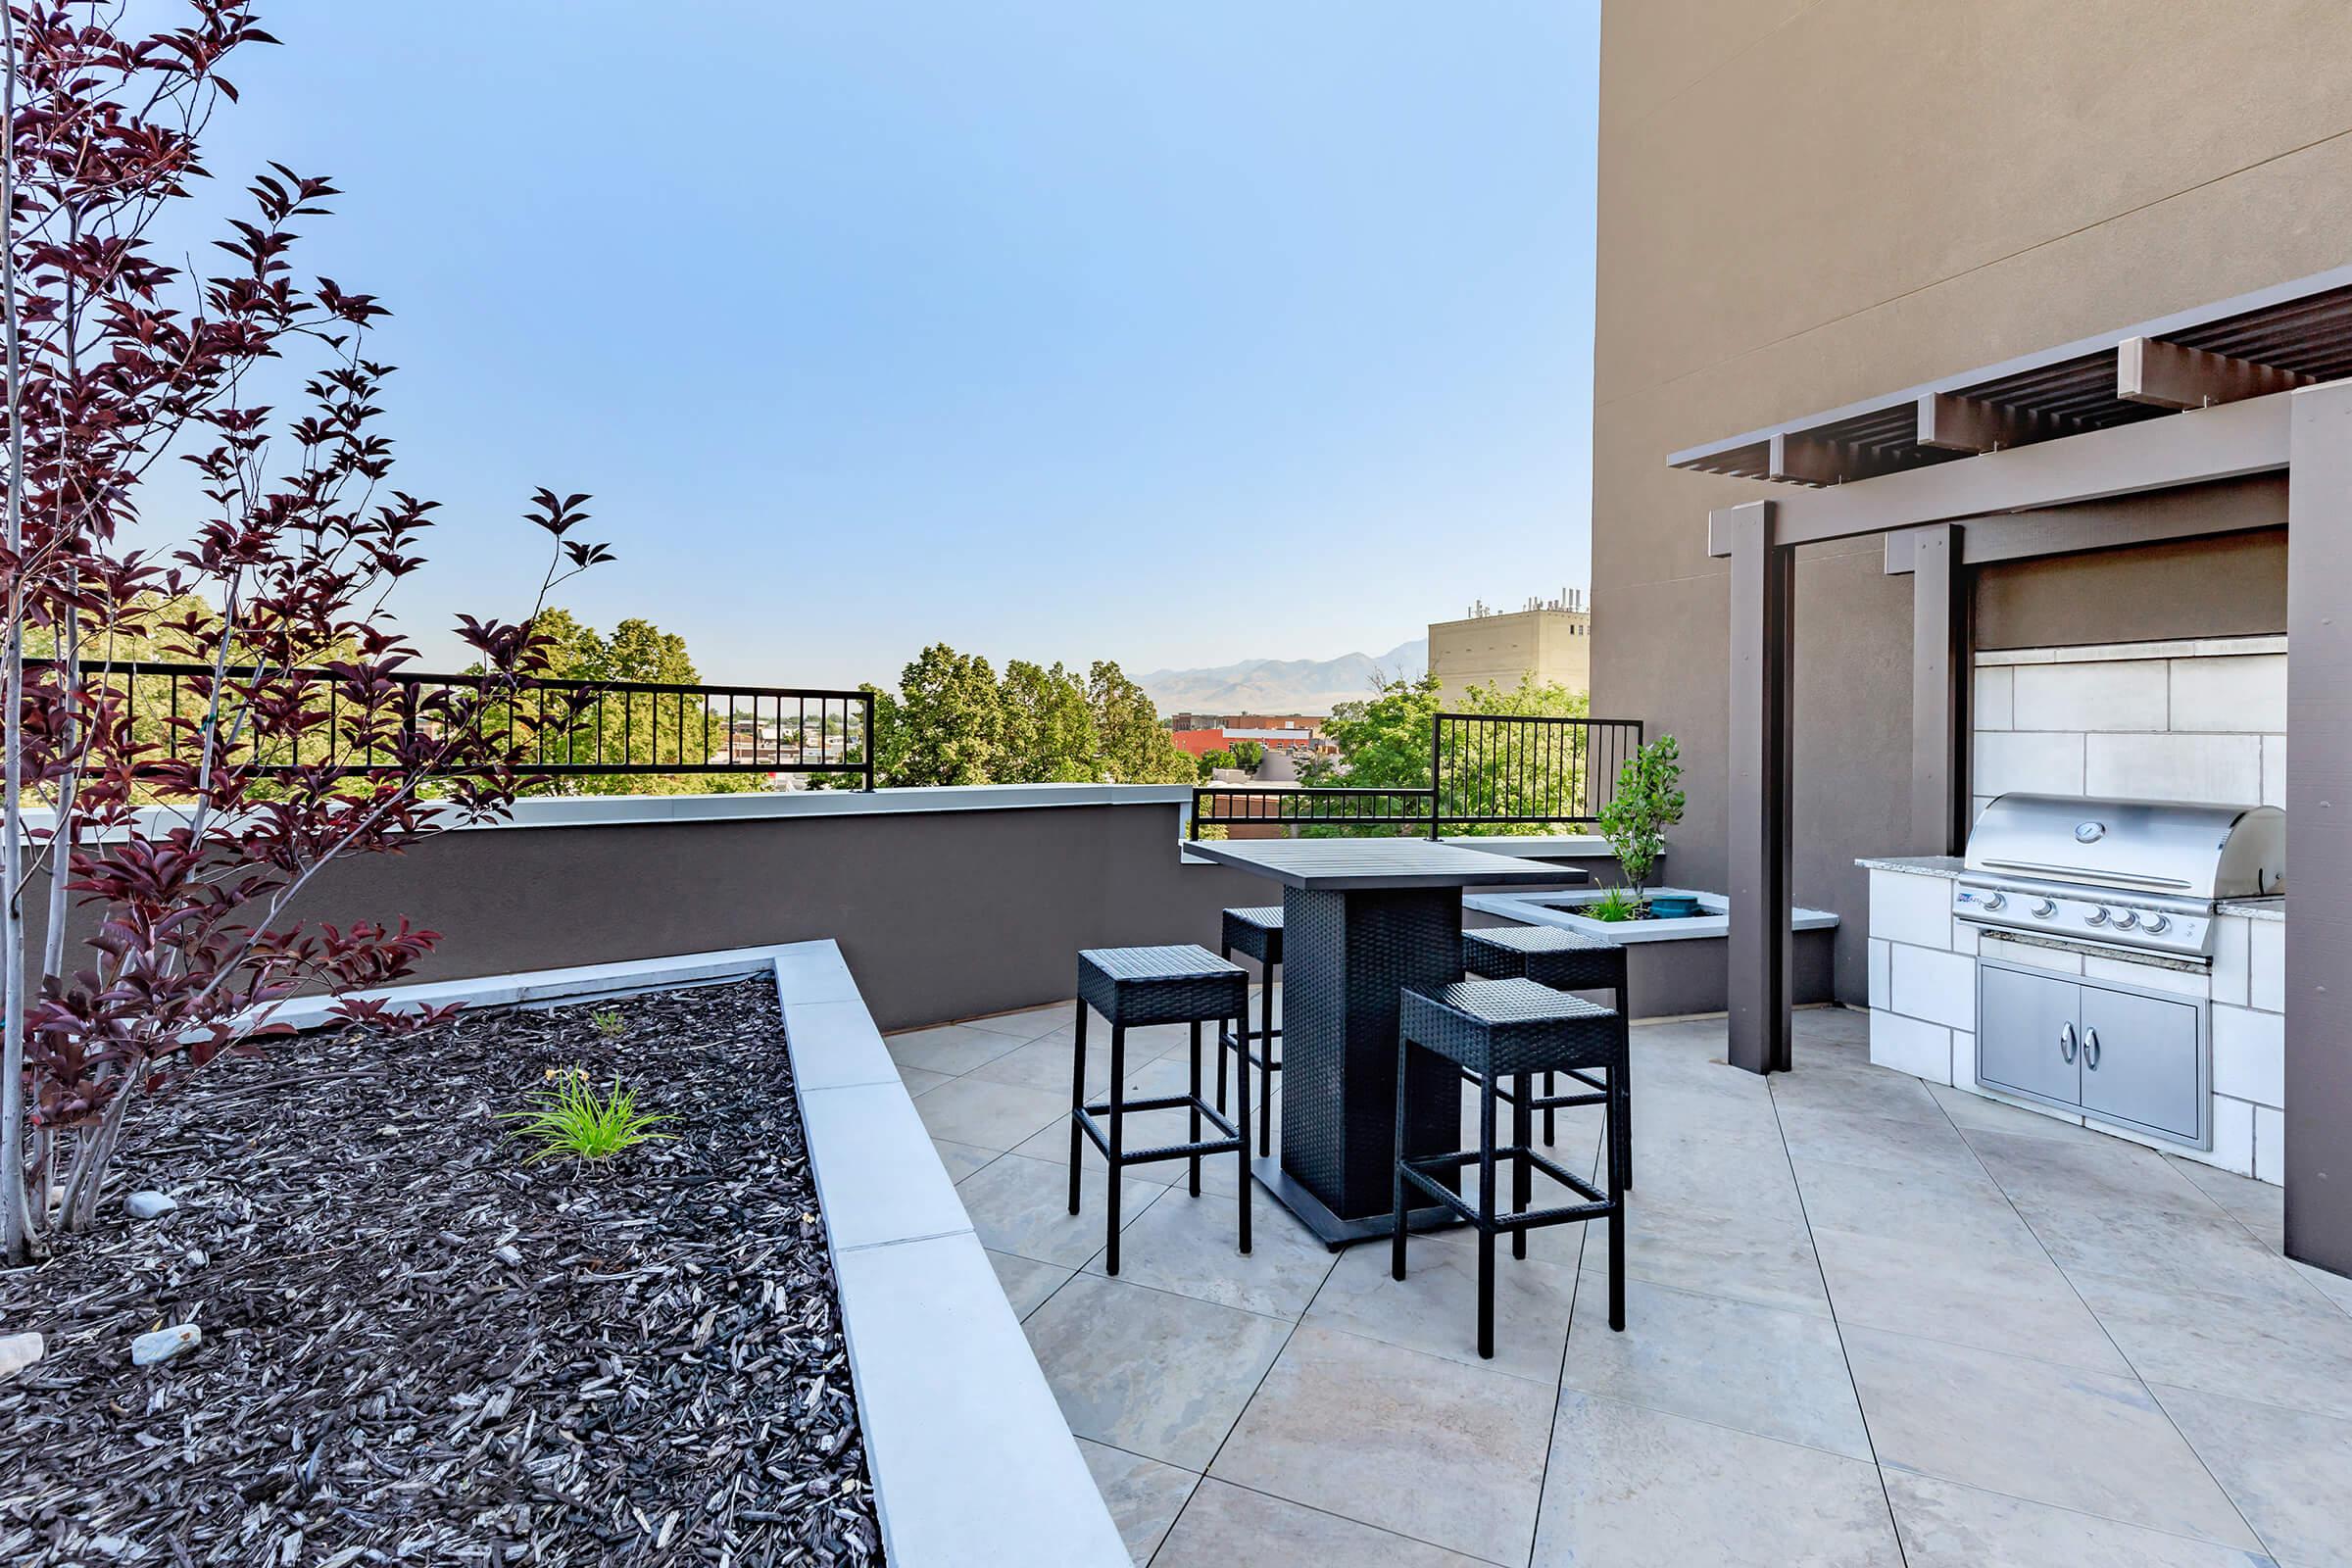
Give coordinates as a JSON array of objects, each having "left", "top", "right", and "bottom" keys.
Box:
[{"left": 1963, "top": 794, "right": 2284, "bottom": 902}]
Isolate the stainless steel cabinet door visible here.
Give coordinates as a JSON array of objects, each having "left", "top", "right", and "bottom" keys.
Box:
[
  {"left": 1977, "top": 965, "right": 2082, "bottom": 1107},
  {"left": 2078, "top": 985, "right": 2202, "bottom": 1141}
]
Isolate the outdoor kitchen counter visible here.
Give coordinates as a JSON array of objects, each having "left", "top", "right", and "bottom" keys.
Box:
[{"left": 1859, "top": 854, "right": 2286, "bottom": 1185}]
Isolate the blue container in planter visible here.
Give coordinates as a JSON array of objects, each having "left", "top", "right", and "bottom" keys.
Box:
[{"left": 1645, "top": 894, "right": 1701, "bottom": 920}]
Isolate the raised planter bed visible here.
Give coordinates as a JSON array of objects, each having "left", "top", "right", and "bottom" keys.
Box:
[
  {"left": 0, "top": 974, "right": 884, "bottom": 1566},
  {"left": 1464, "top": 886, "right": 1842, "bottom": 1016}
]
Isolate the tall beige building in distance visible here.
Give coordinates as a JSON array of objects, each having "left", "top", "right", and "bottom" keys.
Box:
[{"left": 1427, "top": 589, "right": 1591, "bottom": 702}]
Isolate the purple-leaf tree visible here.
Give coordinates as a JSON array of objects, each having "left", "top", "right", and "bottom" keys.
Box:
[{"left": 0, "top": 1, "right": 612, "bottom": 1261}]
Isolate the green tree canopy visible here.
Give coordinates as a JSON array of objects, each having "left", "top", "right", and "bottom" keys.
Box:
[
  {"left": 869, "top": 647, "right": 1196, "bottom": 787},
  {"left": 1088, "top": 660, "right": 1196, "bottom": 784},
  {"left": 998, "top": 660, "right": 1101, "bottom": 783},
  {"left": 892, "top": 643, "right": 1004, "bottom": 786},
  {"left": 494, "top": 610, "right": 760, "bottom": 796},
  {"left": 1302, "top": 672, "right": 1591, "bottom": 834}
]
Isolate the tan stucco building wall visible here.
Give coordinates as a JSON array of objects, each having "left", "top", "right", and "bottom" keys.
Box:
[
  {"left": 1591, "top": 1, "right": 2352, "bottom": 1004},
  {"left": 1428, "top": 608, "right": 1593, "bottom": 702}
]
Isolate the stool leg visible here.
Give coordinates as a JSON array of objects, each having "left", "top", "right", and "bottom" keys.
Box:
[
  {"left": 1067, "top": 1001, "right": 1088, "bottom": 1216},
  {"left": 1478, "top": 1067, "right": 1497, "bottom": 1360},
  {"left": 1106, "top": 1022, "right": 1127, "bottom": 1277},
  {"left": 1543, "top": 1069, "right": 1556, "bottom": 1148},
  {"left": 1616, "top": 981, "right": 1634, "bottom": 1191},
  {"left": 1216, "top": 945, "right": 1231, "bottom": 1114},
  {"left": 1234, "top": 1007, "right": 1251, "bottom": 1254},
  {"left": 1391, "top": 1028, "right": 1410, "bottom": 1282},
  {"left": 1608, "top": 1058, "right": 1627, "bottom": 1333},
  {"left": 1188, "top": 1020, "right": 1202, "bottom": 1198},
  {"left": 1512, "top": 1071, "right": 1531, "bottom": 1261},
  {"left": 1258, "top": 967, "right": 1277, "bottom": 1157}
]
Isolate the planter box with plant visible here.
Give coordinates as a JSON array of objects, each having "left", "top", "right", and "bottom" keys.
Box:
[{"left": 1593, "top": 736, "right": 1685, "bottom": 919}]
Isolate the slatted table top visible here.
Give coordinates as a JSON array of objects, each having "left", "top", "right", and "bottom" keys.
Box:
[{"left": 1184, "top": 837, "right": 1589, "bottom": 892}]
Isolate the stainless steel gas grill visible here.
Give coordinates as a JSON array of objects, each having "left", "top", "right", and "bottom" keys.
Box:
[{"left": 1952, "top": 794, "right": 2284, "bottom": 961}]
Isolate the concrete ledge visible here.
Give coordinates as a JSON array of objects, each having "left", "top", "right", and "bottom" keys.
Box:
[
  {"left": 1466, "top": 885, "right": 1839, "bottom": 944},
  {"left": 20, "top": 781, "right": 1197, "bottom": 842},
  {"left": 251, "top": 940, "right": 1127, "bottom": 1567}
]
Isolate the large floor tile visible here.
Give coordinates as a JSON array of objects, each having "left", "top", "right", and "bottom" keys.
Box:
[
  {"left": 1967, "top": 1125, "right": 2216, "bottom": 1222},
  {"left": 1077, "top": 1439, "right": 1197, "bottom": 1565},
  {"left": 964, "top": 1003, "right": 1073, "bottom": 1042},
  {"left": 908, "top": 1073, "right": 1071, "bottom": 1150},
  {"left": 1557, "top": 1274, "right": 1872, "bottom": 1458},
  {"left": 1774, "top": 1102, "right": 1988, "bottom": 1182},
  {"left": 1788, "top": 1152, "right": 2017, "bottom": 1246},
  {"left": 1885, "top": 1471, "right": 2279, "bottom": 1568},
  {"left": 1770, "top": 1056, "right": 1947, "bottom": 1125},
  {"left": 883, "top": 1020, "right": 1025, "bottom": 1076},
  {"left": 1081, "top": 1185, "right": 1333, "bottom": 1319},
  {"left": 1841, "top": 1326, "right": 2259, "bottom": 1549},
  {"left": 1811, "top": 1224, "right": 2133, "bottom": 1377},
  {"left": 1153, "top": 1479, "right": 1489, "bottom": 1568},
  {"left": 1305, "top": 1220, "right": 1582, "bottom": 1384},
  {"left": 1534, "top": 1390, "right": 1902, "bottom": 1567},
  {"left": 1583, "top": 1190, "right": 1833, "bottom": 1318},
  {"left": 1210, "top": 1324, "right": 1552, "bottom": 1564},
  {"left": 2155, "top": 1382, "right": 2352, "bottom": 1568},
  {"left": 956, "top": 1151, "right": 1165, "bottom": 1268},
  {"left": 1024, "top": 1272, "right": 1292, "bottom": 1471},
  {"left": 2295, "top": 1258, "right": 2352, "bottom": 1318},
  {"left": 966, "top": 1034, "right": 1112, "bottom": 1096},
  {"left": 928, "top": 1136, "right": 1000, "bottom": 1183},
  {"left": 986, "top": 1247, "right": 1074, "bottom": 1319},
  {"left": 896, "top": 1061, "right": 954, "bottom": 1098},
  {"left": 2167, "top": 1153, "right": 2288, "bottom": 1251},
  {"left": 1932, "top": 1080, "right": 2100, "bottom": 1143},
  {"left": 2072, "top": 1267, "right": 2352, "bottom": 1422}
]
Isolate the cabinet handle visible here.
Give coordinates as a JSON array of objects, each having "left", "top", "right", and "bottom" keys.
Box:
[
  {"left": 2082, "top": 1026, "right": 2101, "bottom": 1071},
  {"left": 2059, "top": 1023, "right": 2078, "bottom": 1064}
]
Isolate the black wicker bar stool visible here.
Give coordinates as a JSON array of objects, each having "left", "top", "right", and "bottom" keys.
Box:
[
  {"left": 1393, "top": 978, "right": 1628, "bottom": 1360},
  {"left": 1462, "top": 925, "right": 1632, "bottom": 1186},
  {"left": 1068, "top": 945, "right": 1251, "bottom": 1274},
  {"left": 1216, "top": 906, "right": 1284, "bottom": 1156}
]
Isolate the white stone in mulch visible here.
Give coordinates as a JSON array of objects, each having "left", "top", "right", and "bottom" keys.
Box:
[
  {"left": 124, "top": 1191, "right": 177, "bottom": 1220},
  {"left": 0, "top": 1331, "right": 43, "bottom": 1382},
  {"left": 492, "top": 1245, "right": 523, "bottom": 1267},
  {"left": 130, "top": 1324, "right": 200, "bottom": 1366}
]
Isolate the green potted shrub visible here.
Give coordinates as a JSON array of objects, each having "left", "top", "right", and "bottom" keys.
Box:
[{"left": 1595, "top": 735, "right": 1685, "bottom": 918}]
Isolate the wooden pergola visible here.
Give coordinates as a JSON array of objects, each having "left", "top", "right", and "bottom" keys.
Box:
[{"left": 1674, "top": 264, "right": 2352, "bottom": 1273}]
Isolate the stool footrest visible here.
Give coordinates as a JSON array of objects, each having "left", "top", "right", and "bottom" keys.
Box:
[
  {"left": 1074, "top": 1097, "right": 1243, "bottom": 1168},
  {"left": 1219, "top": 1027, "right": 1282, "bottom": 1073},
  {"left": 1399, "top": 1151, "right": 1612, "bottom": 1232},
  {"left": 1460, "top": 1065, "right": 1610, "bottom": 1114},
  {"left": 1403, "top": 1145, "right": 1607, "bottom": 1206}
]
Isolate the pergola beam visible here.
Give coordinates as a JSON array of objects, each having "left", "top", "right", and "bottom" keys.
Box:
[
  {"left": 1708, "top": 389, "right": 2292, "bottom": 557},
  {"left": 2118, "top": 336, "right": 2312, "bottom": 411}
]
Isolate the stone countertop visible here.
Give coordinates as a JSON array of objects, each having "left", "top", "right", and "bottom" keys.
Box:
[
  {"left": 1856, "top": 855, "right": 1965, "bottom": 879},
  {"left": 2218, "top": 897, "right": 2286, "bottom": 923}
]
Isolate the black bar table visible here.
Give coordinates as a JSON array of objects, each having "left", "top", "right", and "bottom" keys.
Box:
[{"left": 1181, "top": 838, "right": 1586, "bottom": 1248}]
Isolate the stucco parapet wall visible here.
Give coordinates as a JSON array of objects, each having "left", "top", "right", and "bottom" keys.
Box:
[{"left": 15, "top": 782, "right": 1198, "bottom": 842}]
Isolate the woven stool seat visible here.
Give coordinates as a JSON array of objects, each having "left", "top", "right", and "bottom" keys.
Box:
[
  {"left": 1221, "top": 906, "right": 1285, "bottom": 966},
  {"left": 1217, "top": 907, "right": 1287, "bottom": 1157},
  {"left": 1464, "top": 925, "right": 1626, "bottom": 993},
  {"left": 1401, "top": 978, "right": 1626, "bottom": 1078},
  {"left": 1078, "top": 945, "right": 1247, "bottom": 1027}
]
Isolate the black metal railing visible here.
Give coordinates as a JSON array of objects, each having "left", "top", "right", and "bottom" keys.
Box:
[
  {"left": 24, "top": 660, "right": 876, "bottom": 789},
  {"left": 1190, "top": 712, "right": 1642, "bottom": 840}
]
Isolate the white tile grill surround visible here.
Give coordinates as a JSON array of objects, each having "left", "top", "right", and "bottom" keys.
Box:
[
  {"left": 1862, "top": 865, "right": 2286, "bottom": 1184},
  {"left": 1970, "top": 638, "right": 2285, "bottom": 820}
]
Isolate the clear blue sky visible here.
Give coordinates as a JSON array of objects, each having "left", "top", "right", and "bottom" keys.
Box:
[{"left": 182, "top": 2, "right": 1599, "bottom": 688}]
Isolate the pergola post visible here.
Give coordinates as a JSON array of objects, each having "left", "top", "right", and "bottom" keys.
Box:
[
  {"left": 1911, "top": 523, "right": 1969, "bottom": 854},
  {"left": 2285, "top": 378, "right": 2352, "bottom": 1275},
  {"left": 1725, "top": 500, "right": 1792, "bottom": 1075}
]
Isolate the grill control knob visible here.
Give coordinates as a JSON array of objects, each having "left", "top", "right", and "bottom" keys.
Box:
[
  {"left": 2083, "top": 906, "right": 2111, "bottom": 926},
  {"left": 2112, "top": 908, "right": 2139, "bottom": 930},
  {"left": 2031, "top": 898, "right": 2057, "bottom": 919},
  {"left": 1980, "top": 891, "right": 2007, "bottom": 911},
  {"left": 2143, "top": 912, "right": 2171, "bottom": 935}
]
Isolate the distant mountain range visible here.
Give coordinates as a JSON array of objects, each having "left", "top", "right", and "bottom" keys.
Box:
[{"left": 1140, "top": 639, "right": 1428, "bottom": 718}]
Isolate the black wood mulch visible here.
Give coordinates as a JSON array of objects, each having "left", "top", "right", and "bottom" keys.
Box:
[{"left": 0, "top": 977, "right": 884, "bottom": 1566}]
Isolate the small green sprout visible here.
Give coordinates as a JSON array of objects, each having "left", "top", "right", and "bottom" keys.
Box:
[
  {"left": 1588, "top": 886, "right": 1642, "bottom": 922},
  {"left": 503, "top": 1065, "right": 673, "bottom": 1162},
  {"left": 591, "top": 1007, "right": 625, "bottom": 1038}
]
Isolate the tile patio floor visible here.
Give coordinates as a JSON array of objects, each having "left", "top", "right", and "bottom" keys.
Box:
[{"left": 888, "top": 997, "right": 2352, "bottom": 1568}]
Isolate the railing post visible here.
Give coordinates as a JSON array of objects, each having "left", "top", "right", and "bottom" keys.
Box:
[
  {"left": 1427, "top": 711, "right": 1443, "bottom": 839},
  {"left": 860, "top": 691, "right": 877, "bottom": 791}
]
